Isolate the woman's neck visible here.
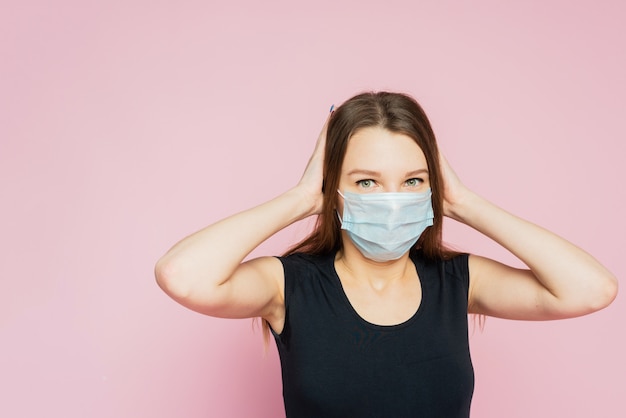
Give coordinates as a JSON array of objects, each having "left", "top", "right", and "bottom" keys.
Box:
[{"left": 335, "top": 245, "right": 414, "bottom": 292}]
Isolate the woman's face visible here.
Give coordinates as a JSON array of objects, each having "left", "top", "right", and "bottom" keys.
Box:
[{"left": 337, "top": 126, "right": 430, "bottom": 211}]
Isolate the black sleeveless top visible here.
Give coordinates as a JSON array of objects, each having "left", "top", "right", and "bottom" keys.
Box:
[{"left": 272, "top": 251, "right": 474, "bottom": 418}]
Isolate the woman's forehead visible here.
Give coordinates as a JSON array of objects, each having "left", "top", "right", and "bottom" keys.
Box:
[{"left": 342, "top": 127, "right": 428, "bottom": 172}]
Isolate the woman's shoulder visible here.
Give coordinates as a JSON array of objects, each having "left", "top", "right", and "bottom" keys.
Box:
[
  {"left": 280, "top": 250, "right": 329, "bottom": 263},
  {"left": 411, "top": 249, "right": 470, "bottom": 284},
  {"left": 278, "top": 251, "right": 336, "bottom": 276},
  {"left": 411, "top": 248, "right": 468, "bottom": 264}
]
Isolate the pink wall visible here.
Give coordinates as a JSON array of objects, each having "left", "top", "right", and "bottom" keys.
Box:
[{"left": 1, "top": 1, "right": 624, "bottom": 416}]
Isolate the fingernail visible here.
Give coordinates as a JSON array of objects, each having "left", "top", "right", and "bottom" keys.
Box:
[{"left": 329, "top": 104, "right": 335, "bottom": 113}]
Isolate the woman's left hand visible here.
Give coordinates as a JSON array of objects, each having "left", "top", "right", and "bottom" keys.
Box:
[{"left": 438, "top": 152, "right": 473, "bottom": 222}]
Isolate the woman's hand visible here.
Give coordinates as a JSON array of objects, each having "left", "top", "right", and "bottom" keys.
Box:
[
  {"left": 438, "top": 152, "right": 473, "bottom": 222},
  {"left": 294, "top": 112, "right": 331, "bottom": 216}
]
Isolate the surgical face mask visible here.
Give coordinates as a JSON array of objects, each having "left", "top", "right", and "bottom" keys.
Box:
[{"left": 337, "top": 189, "right": 434, "bottom": 262}]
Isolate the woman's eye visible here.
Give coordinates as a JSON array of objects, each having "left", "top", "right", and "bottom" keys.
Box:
[
  {"left": 405, "top": 178, "right": 423, "bottom": 187},
  {"left": 356, "top": 179, "right": 375, "bottom": 188}
]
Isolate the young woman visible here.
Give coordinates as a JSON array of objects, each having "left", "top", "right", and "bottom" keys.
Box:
[{"left": 155, "top": 92, "right": 617, "bottom": 417}]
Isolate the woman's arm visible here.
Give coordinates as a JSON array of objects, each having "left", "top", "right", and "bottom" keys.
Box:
[
  {"left": 154, "top": 115, "right": 328, "bottom": 328},
  {"left": 440, "top": 155, "right": 618, "bottom": 320}
]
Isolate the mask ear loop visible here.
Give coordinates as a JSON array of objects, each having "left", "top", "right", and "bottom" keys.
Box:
[
  {"left": 336, "top": 190, "right": 345, "bottom": 226},
  {"left": 336, "top": 211, "right": 343, "bottom": 225}
]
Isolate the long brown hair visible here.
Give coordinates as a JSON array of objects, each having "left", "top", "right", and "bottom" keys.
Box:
[{"left": 287, "top": 91, "right": 456, "bottom": 260}]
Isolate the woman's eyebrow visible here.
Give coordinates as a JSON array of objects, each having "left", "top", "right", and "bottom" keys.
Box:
[
  {"left": 346, "top": 169, "right": 381, "bottom": 176},
  {"left": 406, "top": 169, "right": 429, "bottom": 176}
]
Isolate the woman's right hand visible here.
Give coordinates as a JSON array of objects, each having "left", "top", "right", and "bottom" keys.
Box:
[{"left": 294, "top": 111, "right": 332, "bottom": 216}]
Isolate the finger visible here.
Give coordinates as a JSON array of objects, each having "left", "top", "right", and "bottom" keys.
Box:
[
  {"left": 320, "top": 104, "right": 334, "bottom": 134},
  {"left": 313, "top": 105, "right": 334, "bottom": 153}
]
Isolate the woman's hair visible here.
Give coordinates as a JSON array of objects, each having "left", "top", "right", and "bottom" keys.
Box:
[{"left": 286, "top": 91, "right": 456, "bottom": 260}]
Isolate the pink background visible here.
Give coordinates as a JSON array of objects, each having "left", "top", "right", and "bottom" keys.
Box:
[{"left": 2, "top": 0, "right": 625, "bottom": 416}]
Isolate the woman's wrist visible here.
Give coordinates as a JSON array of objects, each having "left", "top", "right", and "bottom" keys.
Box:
[
  {"left": 283, "top": 185, "right": 323, "bottom": 220},
  {"left": 444, "top": 187, "right": 482, "bottom": 224}
]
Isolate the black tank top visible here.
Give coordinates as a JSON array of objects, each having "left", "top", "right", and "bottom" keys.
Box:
[{"left": 272, "top": 251, "right": 474, "bottom": 418}]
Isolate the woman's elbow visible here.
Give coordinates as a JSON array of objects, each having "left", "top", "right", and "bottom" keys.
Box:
[
  {"left": 155, "top": 256, "right": 191, "bottom": 300},
  {"left": 584, "top": 273, "right": 618, "bottom": 314},
  {"left": 599, "top": 274, "right": 618, "bottom": 308}
]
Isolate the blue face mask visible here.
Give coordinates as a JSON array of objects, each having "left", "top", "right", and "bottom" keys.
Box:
[{"left": 337, "top": 189, "right": 434, "bottom": 262}]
